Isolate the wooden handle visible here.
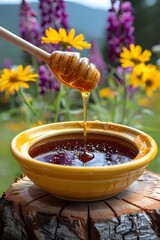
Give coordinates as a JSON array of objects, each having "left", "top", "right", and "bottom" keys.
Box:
[{"left": 0, "top": 26, "right": 51, "bottom": 62}]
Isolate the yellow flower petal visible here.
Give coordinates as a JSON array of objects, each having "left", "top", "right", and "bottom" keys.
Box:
[
  {"left": 73, "top": 34, "right": 84, "bottom": 43},
  {"left": 41, "top": 27, "right": 91, "bottom": 50},
  {"left": 59, "top": 28, "right": 67, "bottom": 41},
  {"left": 140, "top": 50, "right": 152, "bottom": 62},
  {"left": 133, "top": 45, "right": 142, "bottom": 57},
  {"left": 99, "top": 87, "right": 116, "bottom": 98},
  {"left": 47, "top": 28, "right": 60, "bottom": 40},
  {"left": 41, "top": 28, "right": 61, "bottom": 44},
  {"left": 67, "top": 28, "right": 75, "bottom": 39}
]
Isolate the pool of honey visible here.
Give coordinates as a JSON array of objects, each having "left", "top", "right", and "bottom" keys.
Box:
[{"left": 29, "top": 133, "right": 138, "bottom": 167}]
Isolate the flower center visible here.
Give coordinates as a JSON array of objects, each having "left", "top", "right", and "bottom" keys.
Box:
[
  {"left": 10, "top": 73, "right": 18, "bottom": 82},
  {"left": 145, "top": 79, "right": 153, "bottom": 87},
  {"left": 130, "top": 58, "right": 141, "bottom": 64},
  {"left": 137, "top": 73, "right": 143, "bottom": 80},
  {"left": 60, "top": 41, "right": 71, "bottom": 49}
]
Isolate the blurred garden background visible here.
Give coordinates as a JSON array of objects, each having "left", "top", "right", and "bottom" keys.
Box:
[{"left": 0, "top": 0, "right": 160, "bottom": 195}]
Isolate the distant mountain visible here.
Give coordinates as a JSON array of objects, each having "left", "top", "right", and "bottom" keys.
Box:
[{"left": 0, "top": 2, "right": 108, "bottom": 68}]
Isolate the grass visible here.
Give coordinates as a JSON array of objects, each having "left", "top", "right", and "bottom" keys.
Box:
[
  {"left": 139, "top": 92, "right": 160, "bottom": 173},
  {"left": 0, "top": 120, "right": 24, "bottom": 195},
  {"left": 144, "top": 129, "right": 160, "bottom": 173}
]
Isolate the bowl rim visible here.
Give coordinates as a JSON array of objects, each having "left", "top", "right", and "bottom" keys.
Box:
[{"left": 10, "top": 121, "right": 158, "bottom": 173}]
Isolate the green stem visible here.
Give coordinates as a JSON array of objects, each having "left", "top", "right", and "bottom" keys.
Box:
[
  {"left": 53, "top": 83, "right": 64, "bottom": 122},
  {"left": 10, "top": 94, "right": 16, "bottom": 109},
  {"left": 31, "top": 56, "right": 39, "bottom": 98},
  {"left": 121, "top": 86, "right": 127, "bottom": 124},
  {"left": 111, "top": 95, "right": 117, "bottom": 123},
  {"left": 62, "top": 87, "right": 71, "bottom": 121},
  {"left": 91, "top": 90, "right": 99, "bottom": 103},
  {"left": 120, "top": 71, "right": 129, "bottom": 124},
  {"left": 18, "top": 87, "right": 42, "bottom": 121}
]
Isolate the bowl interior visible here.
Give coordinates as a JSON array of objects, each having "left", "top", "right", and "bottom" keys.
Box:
[{"left": 29, "top": 132, "right": 139, "bottom": 167}]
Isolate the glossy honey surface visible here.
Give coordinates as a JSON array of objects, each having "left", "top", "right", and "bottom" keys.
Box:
[{"left": 11, "top": 121, "right": 158, "bottom": 201}]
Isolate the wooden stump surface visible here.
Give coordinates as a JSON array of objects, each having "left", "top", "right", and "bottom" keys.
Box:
[{"left": 0, "top": 170, "right": 160, "bottom": 239}]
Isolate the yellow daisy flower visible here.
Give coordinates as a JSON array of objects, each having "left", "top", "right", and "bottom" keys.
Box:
[
  {"left": 120, "top": 44, "right": 152, "bottom": 68},
  {"left": 142, "top": 65, "right": 160, "bottom": 96},
  {"left": 41, "top": 28, "right": 91, "bottom": 50},
  {"left": 0, "top": 65, "right": 38, "bottom": 95},
  {"left": 129, "top": 63, "right": 147, "bottom": 88},
  {"left": 130, "top": 63, "right": 160, "bottom": 96},
  {"left": 99, "top": 87, "right": 116, "bottom": 98},
  {"left": 138, "top": 97, "right": 151, "bottom": 107}
]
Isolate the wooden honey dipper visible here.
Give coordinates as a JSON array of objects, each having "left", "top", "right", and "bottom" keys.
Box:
[{"left": 0, "top": 26, "right": 100, "bottom": 92}]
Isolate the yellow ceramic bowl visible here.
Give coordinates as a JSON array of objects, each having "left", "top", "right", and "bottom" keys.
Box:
[{"left": 11, "top": 121, "right": 158, "bottom": 201}]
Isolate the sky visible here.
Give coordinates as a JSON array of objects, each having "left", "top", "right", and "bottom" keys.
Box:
[{"left": 0, "top": 0, "right": 110, "bottom": 9}]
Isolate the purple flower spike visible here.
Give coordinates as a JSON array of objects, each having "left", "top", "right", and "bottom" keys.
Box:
[
  {"left": 39, "top": 65, "right": 60, "bottom": 94},
  {"left": 19, "top": 0, "right": 41, "bottom": 46},
  {"left": 88, "top": 40, "right": 108, "bottom": 82},
  {"left": 121, "top": 1, "right": 133, "bottom": 12},
  {"left": 55, "top": 0, "right": 70, "bottom": 30},
  {"left": 39, "top": 0, "right": 70, "bottom": 53},
  {"left": 107, "top": 0, "right": 135, "bottom": 64},
  {"left": 39, "top": 0, "right": 69, "bottom": 34}
]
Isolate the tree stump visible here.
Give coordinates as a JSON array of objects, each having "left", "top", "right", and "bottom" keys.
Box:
[{"left": 0, "top": 170, "right": 160, "bottom": 240}]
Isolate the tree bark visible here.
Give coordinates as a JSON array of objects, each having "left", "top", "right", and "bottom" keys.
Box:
[{"left": 0, "top": 171, "right": 160, "bottom": 240}]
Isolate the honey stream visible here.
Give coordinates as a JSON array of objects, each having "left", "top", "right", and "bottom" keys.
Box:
[{"left": 80, "top": 92, "right": 94, "bottom": 163}]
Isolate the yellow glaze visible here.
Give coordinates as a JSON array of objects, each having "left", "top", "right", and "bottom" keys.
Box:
[{"left": 11, "top": 121, "right": 158, "bottom": 201}]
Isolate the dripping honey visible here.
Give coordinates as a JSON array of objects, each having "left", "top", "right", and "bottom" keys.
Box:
[{"left": 49, "top": 51, "right": 101, "bottom": 161}]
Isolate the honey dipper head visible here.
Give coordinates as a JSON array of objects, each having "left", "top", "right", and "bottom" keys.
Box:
[{"left": 49, "top": 51, "right": 100, "bottom": 92}]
